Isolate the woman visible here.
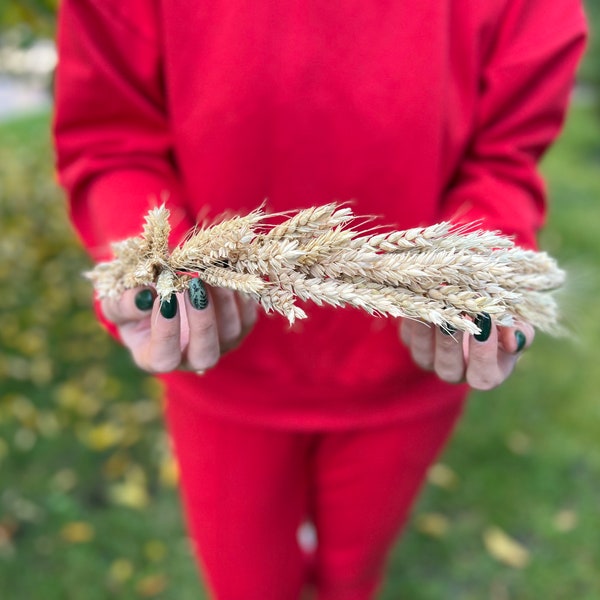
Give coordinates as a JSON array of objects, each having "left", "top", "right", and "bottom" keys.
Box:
[{"left": 54, "top": 1, "right": 587, "bottom": 598}]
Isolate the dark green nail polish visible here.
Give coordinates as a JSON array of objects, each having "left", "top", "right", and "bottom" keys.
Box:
[
  {"left": 160, "top": 294, "right": 178, "bottom": 319},
  {"left": 135, "top": 289, "right": 155, "bottom": 311},
  {"left": 474, "top": 312, "right": 492, "bottom": 342},
  {"left": 189, "top": 278, "right": 209, "bottom": 310},
  {"left": 440, "top": 323, "right": 456, "bottom": 336},
  {"left": 515, "top": 330, "right": 527, "bottom": 352}
]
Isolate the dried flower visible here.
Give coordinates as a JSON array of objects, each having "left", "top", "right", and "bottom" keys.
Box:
[{"left": 86, "top": 204, "right": 565, "bottom": 335}]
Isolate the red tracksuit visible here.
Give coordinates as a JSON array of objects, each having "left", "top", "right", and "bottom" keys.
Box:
[{"left": 54, "top": 1, "right": 586, "bottom": 597}]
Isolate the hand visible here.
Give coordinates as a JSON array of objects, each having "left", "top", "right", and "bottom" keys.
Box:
[
  {"left": 399, "top": 314, "right": 534, "bottom": 391},
  {"left": 101, "top": 279, "right": 258, "bottom": 374}
]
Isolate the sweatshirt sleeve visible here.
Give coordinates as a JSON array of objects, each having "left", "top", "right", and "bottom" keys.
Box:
[
  {"left": 439, "top": 0, "right": 588, "bottom": 249},
  {"left": 53, "top": 0, "right": 194, "bottom": 263}
]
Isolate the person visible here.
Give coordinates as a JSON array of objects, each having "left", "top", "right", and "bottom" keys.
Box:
[{"left": 53, "top": 1, "right": 587, "bottom": 598}]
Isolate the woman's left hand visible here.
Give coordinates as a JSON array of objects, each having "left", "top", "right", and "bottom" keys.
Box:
[{"left": 399, "top": 315, "right": 534, "bottom": 390}]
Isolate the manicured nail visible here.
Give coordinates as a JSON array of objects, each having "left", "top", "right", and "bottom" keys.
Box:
[
  {"left": 189, "top": 278, "right": 209, "bottom": 310},
  {"left": 160, "top": 294, "right": 178, "bottom": 319},
  {"left": 134, "top": 289, "right": 155, "bottom": 311},
  {"left": 474, "top": 313, "right": 492, "bottom": 342},
  {"left": 440, "top": 323, "right": 456, "bottom": 336},
  {"left": 515, "top": 330, "right": 527, "bottom": 353}
]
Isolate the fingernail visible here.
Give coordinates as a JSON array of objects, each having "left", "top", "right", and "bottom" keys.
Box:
[
  {"left": 474, "top": 313, "right": 492, "bottom": 342},
  {"left": 189, "top": 278, "right": 209, "bottom": 310},
  {"left": 160, "top": 294, "right": 178, "bottom": 319},
  {"left": 440, "top": 323, "right": 456, "bottom": 336},
  {"left": 515, "top": 330, "right": 527, "bottom": 352},
  {"left": 135, "top": 289, "right": 155, "bottom": 311}
]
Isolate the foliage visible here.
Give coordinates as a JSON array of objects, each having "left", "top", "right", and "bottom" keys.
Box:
[
  {"left": 0, "top": 115, "right": 202, "bottom": 599},
  {"left": 0, "top": 0, "right": 57, "bottom": 38}
]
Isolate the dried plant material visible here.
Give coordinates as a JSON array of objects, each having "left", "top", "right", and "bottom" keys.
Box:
[{"left": 86, "top": 203, "right": 566, "bottom": 335}]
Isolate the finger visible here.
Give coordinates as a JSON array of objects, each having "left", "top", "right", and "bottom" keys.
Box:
[
  {"left": 466, "top": 314, "right": 509, "bottom": 390},
  {"left": 399, "top": 319, "right": 412, "bottom": 347},
  {"left": 139, "top": 293, "right": 183, "bottom": 373},
  {"left": 101, "top": 287, "right": 156, "bottom": 325},
  {"left": 236, "top": 292, "right": 258, "bottom": 339},
  {"left": 433, "top": 326, "right": 465, "bottom": 383},
  {"left": 183, "top": 278, "right": 220, "bottom": 371},
  {"left": 497, "top": 322, "right": 535, "bottom": 354},
  {"left": 406, "top": 320, "right": 435, "bottom": 371},
  {"left": 210, "top": 286, "right": 243, "bottom": 353}
]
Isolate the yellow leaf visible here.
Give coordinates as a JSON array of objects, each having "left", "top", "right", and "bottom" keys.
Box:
[
  {"left": 103, "top": 452, "right": 131, "bottom": 480},
  {"left": 553, "top": 509, "right": 578, "bottom": 533},
  {"left": 414, "top": 512, "right": 450, "bottom": 538},
  {"left": 159, "top": 454, "right": 179, "bottom": 488},
  {"left": 144, "top": 540, "right": 167, "bottom": 563},
  {"left": 60, "top": 522, "right": 95, "bottom": 544},
  {"left": 108, "top": 558, "right": 134, "bottom": 584},
  {"left": 427, "top": 463, "right": 459, "bottom": 489},
  {"left": 483, "top": 526, "right": 530, "bottom": 569},
  {"left": 81, "top": 423, "right": 124, "bottom": 451},
  {"left": 109, "top": 466, "right": 149, "bottom": 509},
  {"left": 136, "top": 574, "right": 168, "bottom": 597}
]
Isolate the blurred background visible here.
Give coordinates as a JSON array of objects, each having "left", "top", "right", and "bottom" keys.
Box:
[{"left": 1, "top": 2, "right": 599, "bottom": 599}]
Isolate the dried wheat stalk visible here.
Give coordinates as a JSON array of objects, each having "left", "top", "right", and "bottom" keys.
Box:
[{"left": 86, "top": 203, "right": 566, "bottom": 335}]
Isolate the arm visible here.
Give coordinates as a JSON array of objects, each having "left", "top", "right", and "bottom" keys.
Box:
[
  {"left": 402, "top": 0, "right": 588, "bottom": 390},
  {"left": 53, "top": 0, "right": 256, "bottom": 372},
  {"left": 53, "top": 0, "right": 193, "bottom": 261},
  {"left": 440, "top": 0, "right": 588, "bottom": 249}
]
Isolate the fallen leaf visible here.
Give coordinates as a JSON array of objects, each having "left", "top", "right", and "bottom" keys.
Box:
[
  {"left": 60, "top": 521, "right": 95, "bottom": 544},
  {"left": 136, "top": 574, "right": 168, "bottom": 597},
  {"left": 553, "top": 509, "right": 578, "bottom": 533},
  {"left": 414, "top": 512, "right": 450, "bottom": 538},
  {"left": 108, "top": 558, "right": 134, "bottom": 584},
  {"left": 483, "top": 526, "right": 530, "bottom": 569},
  {"left": 109, "top": 466, "right": 150, "bottom": 509},
  {"left": 144, "top": 540, "right": 167, "bottom": 563},
  {"left": 80, "top": 422, "right": 125, "bottom": 451},
  {"left": 427, "top": 463, "right": 459, "bottom": 489},
  {"left": 159, "top": 454, "right": 179, "bottom": 488}
]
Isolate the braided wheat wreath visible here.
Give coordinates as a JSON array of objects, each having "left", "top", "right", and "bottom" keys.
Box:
[{"left": 87, "top": 203, "right": 565, "bottom": 336}]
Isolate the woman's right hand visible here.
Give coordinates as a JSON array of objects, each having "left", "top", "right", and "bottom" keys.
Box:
[{"left": 101, "top": 278, "right": 258, "bottom": 374}]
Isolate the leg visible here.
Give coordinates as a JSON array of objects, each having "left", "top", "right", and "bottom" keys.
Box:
[
  {"left": 164, "top": 400, "right": 312, "bottom": 600},
  {"left": 310, "top": 400, "right": 465, "bottom": 600}
]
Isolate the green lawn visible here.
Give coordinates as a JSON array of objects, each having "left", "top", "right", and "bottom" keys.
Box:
[{"left": 1, "top": 96, "right": 599, "bottom": 598}]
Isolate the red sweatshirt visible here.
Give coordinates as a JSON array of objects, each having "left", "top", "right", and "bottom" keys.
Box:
[{"left": 54, "top": 1, "right": 586, "bottom": 429}]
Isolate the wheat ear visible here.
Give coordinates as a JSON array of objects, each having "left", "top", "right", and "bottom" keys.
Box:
[{"left": 86, "top": 203, "right": 566, "bottom": 335}]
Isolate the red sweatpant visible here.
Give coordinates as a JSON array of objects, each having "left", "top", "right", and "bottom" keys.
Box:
[{"left": 164, "top": 397, "right": 464, "bottom": 600}]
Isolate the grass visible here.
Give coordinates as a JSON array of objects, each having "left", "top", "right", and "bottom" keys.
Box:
[
  {"left": 1, "top": 97, "right": 599, "bottom": 599},
  {"left": 0, "top": 114, "right": 202, "bottom": 598}
]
